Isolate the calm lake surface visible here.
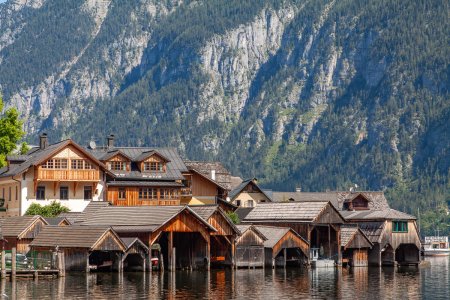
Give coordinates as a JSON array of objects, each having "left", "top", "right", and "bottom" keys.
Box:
[{"left": 2, "top": 257, "right": 449, "bottom": 299}]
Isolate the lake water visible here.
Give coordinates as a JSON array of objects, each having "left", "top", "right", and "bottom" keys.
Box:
[{"left": 2, "top": 257, "right": 449, "bottom": 299}]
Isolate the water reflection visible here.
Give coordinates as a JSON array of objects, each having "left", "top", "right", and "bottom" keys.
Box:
[{"left": 1, "top": 257, "right": 448, "bottom": 299}]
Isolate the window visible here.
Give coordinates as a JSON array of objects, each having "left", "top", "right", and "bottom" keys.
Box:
[
  {"left": 42, "top": 159, "right": 68, "bottom": 169},
  {"left": 54, "top": 159, "right": 68, "bottom": 169},
  {"left": 118, "top": 188, "right": 126, "bottom": 200},
  {"left": 235, "top": 200, "right": 241, "bottom": 206},
  {"left": 71, "top": 159, "right": 84, "bottom": 169},
  {"left": 138, "top": 188, "right": 157, "bottom": 200},
  {"left": 15, "top": 186, "right": 18, "bottom": 201},
  {"left": 110, "top": 161, "right": 126, "bottom": 171},
  {"left": 84, "top": 161, "right": 93, "bottom": 169},
  {"left": 160, "top": 189, "right": 178, "bottom": 200},
  {"left": 84, "top": 186, "right": 93, "bottom": 201},
  {"left": 144, "top": 162, "right": 163, "bottom": 172},
  {"left": 246, "top": 200, "right": 254, "bottom": 207},
  {"left": 393, "top": 221, "right": 408, "bottom": 233},
  {"left": 37, "top": 186, "right": 45, "bottom": 200},
  {"left": 60, "top": 186, "right": 69, "bottom": 200}
]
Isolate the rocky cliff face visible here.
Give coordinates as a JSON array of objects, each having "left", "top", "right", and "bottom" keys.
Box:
[{"left": 0, "top": 0, "right": 448, "bottom": 213}]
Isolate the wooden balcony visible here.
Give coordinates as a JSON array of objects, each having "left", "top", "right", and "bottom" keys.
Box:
[
  {"left": 112, "top": 199, "right": 180, "bottom": 206},
  {"left": 181, "top": 188, "right": 192, "bottom": 196},
  {"left": 36, "top": 168, "right": 100, "bottom": 181}
]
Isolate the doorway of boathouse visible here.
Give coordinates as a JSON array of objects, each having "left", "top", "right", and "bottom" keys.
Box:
[{"left": 157, "top": 232, "right": 209, "bottom": 270}]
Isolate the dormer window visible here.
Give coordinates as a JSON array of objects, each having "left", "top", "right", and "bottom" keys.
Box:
[
  {"left": 144, "top": 162, "right": 164, "bottom": 172},
  {"left": 109, "top": 161, "right": 126, "bottom": 171}
]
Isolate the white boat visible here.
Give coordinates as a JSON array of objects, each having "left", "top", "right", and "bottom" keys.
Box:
[{"left": 423, "top": 236, "right": 450, "bottom": 256}]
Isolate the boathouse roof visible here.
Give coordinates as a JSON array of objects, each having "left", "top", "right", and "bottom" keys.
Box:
[
  {"left": 31, "top": 225, "right": 126, "bottom": 251},
  {"left": 243, "top": 201, "right": 345, "bottom": 224},
  {"left": 44, "top": 217, "right": 71, "bottom": 226},
  {"left": 357, "top": 222, "right": 386, "bottom": 243},
  {"left": 340, "top": 208, "right": 416, "bottom": 221},
  {"left": 271, "top": 191, "right": 390, "bottom": 211},
  {"left": 0, "top": 215, "right": 48, "bottom": 238},
  {"left": 253, "top": 225, "right": 308, "bottom": 248},
  {"left": 80, "top": 205, "right": 216, "bottom": 232},
  {"left": 340, "top": 225, "right": 373, "bottom": 249},
  {"left": 190, "top": 205, "right": 240, "bottom": 235}
]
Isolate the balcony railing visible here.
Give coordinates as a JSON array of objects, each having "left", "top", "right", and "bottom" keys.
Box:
[
  {"left": 181, "top": 188, "right": 192, "bottom": 196},
  {"left": 36, "top": 169, "right": 100, "bottom": 181}
]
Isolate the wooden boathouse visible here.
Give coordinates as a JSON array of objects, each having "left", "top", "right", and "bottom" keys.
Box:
[
  {"left": 242, "top": 201, "right": 345, "bottom": 265},
  {"left": 0, "top": 215, "right": 48, "bottom": 254},
  {"left": 235, "top": 225, "right": 266, "bottom": 268},
  {"left": 80, "top": 205, "right": 217, "bottom": 270},
  {"left": 30, "top": 226, "right": 126, "bottom": 272},
  {"left": 340, "top": 225, "right": 372, "bottom": 267},
  {"left": 342, "top": 209, "right": 422, "bottom": 266},
  {"left": 121, "top": 237, "right": 149, "bottom": 271},
  {"left": 190, "top": 205, "right": 240, "bottom": 267},
  {"left": 254, "top": 225, "right": 309, "bottom": 268}
]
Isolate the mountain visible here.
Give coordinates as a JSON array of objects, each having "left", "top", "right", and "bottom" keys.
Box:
[{"left": 0, "top": 0, "right": 449, "bottom": 233}]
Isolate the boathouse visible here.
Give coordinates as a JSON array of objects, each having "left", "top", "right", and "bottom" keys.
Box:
[
  {"left": 235, "top": 225, "right": 266, "bottom": 268},
  {"left": 30, "top": 225, "right": 126, "bottom": 272},
  {"left": 121, "top": 237, "right": 149, "bottom": 271},
  {"left": 242, "top": 201, "right": 345, "bottom": 265},
  {"left": 254, "top": 225, "right": 309, "bottom": 268},
  {"left": 80, "top": 205, "right": 217, "bottom": 270},
  {"left": 0, "top": 215, "right": 48, "bottom": 254},
  {"left": 340, "top": 225, "right": 372, "bottom": 267},
  {"left": 190, "top": 205, "right": 240, "bottom": 267},
  {"left": 342, "top": 209, "right": 421, "bottom": 266}
]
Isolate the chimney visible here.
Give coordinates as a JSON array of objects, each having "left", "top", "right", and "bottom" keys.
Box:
[
  {"left": 39, "top": 133, "right": 48, "bottom": 150},
  {"left": 211, "top": 169, "right": 216, "bottom": 181},
  {"left": 107, "top": 134, "right": 115, "bottom": 149},
  {"left": 295, "top": 187, "right": 301, "bottom": 192}
]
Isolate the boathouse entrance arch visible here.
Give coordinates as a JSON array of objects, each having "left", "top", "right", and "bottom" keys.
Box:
[
  {"left": 149, "top": 209, "right": 214, "bottom": 270},
  {"left": 395, "top": 243, "right": 420, "bottom": 265}
]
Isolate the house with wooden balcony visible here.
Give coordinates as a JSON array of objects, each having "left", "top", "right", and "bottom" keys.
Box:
[
  {"left": 88, "top": 135, "right": 188, "bottom": 207},
  {"left": 0, "top": 134, "right": 108, "bottom": 216}
]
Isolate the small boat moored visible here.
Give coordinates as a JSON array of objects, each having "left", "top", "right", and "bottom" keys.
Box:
[{"left": 423, "top": 236, "right": 450, "bottom": 256}]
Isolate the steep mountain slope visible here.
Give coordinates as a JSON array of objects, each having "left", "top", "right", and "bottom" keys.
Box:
[{"left": 0, "top": 0, "right": 448, "bottom": 232}]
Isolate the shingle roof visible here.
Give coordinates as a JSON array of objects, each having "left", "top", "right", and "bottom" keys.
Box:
[
  {"left": 340, "top": 208, "right": 416, "bottom": 221},
  {"left": 134, "top": 150, "right": 171, "bottom": 163},
  {"left": 44, "top": 217, "right": 70, "bottom": 226},
  {"left": 184, "top": 161, "right": 231, "bottom": 190},
  {"left": 235, "top": 207, "right": 254, "bottom": 221},
  {"left": 243, "top": 202, "right": 332, "bottom": 223},
  {"left": 88, "top": 147, "right": 187, "bottom": 181},
  {"left": 271, "top": 191, "right": 390, "bottom": 211},
  {"left": 358, "top": 222, "right": 386, "bottom": 243},
  {"left": 340, "top": 225, "right": 359, "bottom": 247},
  {"left": 235, "top": 225, "right": 267, "bottom": 241},
  {"left": 58, "top": 212, "right": 85, "bottom": 224},
  {"left": 340, "top": 225, "right": 373, "bottom": 248},
  {"left": 190, "top": 205, "right": 240, "bottom": 234},
  {"left": 0, "top": 215, "right": 47, "bottom": 238},
  {"left": 80, "top": 205, "right": 216, "bottom": 232},
  {"left": 253, "top": 226, "right": 292, "bottom": 248},
  {"left": 30, "top": 226, "right": 124, "bottom": 250},
  {"left": 120, "top": 237, "right": 149, "bottom": 251}
]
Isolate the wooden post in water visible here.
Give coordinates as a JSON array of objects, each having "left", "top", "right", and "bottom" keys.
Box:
[
  {"left": 168, "top": 231, "right": 173, "bottom": 271},
  {"left": 283, "top": 248, "right": 287, "bottom": 269},
  {"left": 1, "top": 249, "right": 5, "bottom": 279},
  {"left": 173, "top": 247, "right": 176, "bottom": 271},
  {"left": 11, "top": 247, "right": 17, "bottom": 277},
  {"left": 205, "top": 234, "right": 210, "bottom": 271},
  {"left": 57, "top": 251, "right": 66, "bottom": 277},
  {"left": 86, "top": 253, "right": 90, "bottom": 273},
  {"left": 328, "top": 225, "right": 331, "bottom": 259},
  {"left": 160, "top": 253, "right": 164, "bottom": 272}
]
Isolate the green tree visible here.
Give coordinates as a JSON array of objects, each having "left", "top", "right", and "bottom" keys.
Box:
[
  {"left": 25, "top": 201, "right": 70, "bottom": 217},
  {"left": 226, "top": 211, "right": 240, "bottom": 224},
  {"left": 0, "top": 96, "right": 26, "bottom": 167}
]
